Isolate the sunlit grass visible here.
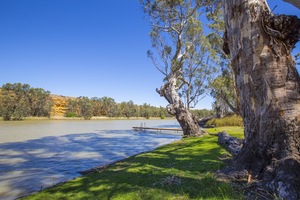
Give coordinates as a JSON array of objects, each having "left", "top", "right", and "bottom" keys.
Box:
[
  {"left": 205, "top": 126, "right": 244, "bottom": 139},
  {"left": 23, "top": 129, "right": 244, "bottom": 200}
]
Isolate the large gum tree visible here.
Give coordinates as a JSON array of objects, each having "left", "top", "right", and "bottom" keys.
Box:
[
  {"left": 222, "top": 0, "right": 300, "bottom": 198},
  {"left": 140, "top": 0, "right": 217, "bottom": 137}
]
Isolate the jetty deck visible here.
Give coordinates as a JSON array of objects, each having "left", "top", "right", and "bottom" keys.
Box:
[{"left": 132, "top": 126, "right": 183, "bottom": 132}]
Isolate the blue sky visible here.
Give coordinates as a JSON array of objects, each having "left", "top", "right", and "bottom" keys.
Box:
[{"left": 0, "top": 0, "right": 299, "bottom": 110}]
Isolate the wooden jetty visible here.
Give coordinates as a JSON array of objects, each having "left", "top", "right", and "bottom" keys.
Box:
[{"left": 132, "top": 126, "right": 182, "bottom": 132}]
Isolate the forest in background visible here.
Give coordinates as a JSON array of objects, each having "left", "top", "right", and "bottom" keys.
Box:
[{"left": 0, "top": 83, "right": 214, "bottom": 120}]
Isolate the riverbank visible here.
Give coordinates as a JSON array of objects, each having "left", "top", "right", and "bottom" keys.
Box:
[
  {"left": 22, "top": 127, "right": 244, "bottom": 200},
  {"left": 1, "top": 116, "right": 176, "bottom": 121},
  {"left": 0, "top": 119, "right": 183, "bottom": 199}
]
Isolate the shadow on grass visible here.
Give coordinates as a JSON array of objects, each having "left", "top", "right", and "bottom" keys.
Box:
[{"left": 24, "top": 135, "right": 242, "bottom": 199}]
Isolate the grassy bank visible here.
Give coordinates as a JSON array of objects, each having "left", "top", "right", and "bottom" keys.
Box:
[{"left": 23, "top": 127, "right": 244, "bottom": 200}]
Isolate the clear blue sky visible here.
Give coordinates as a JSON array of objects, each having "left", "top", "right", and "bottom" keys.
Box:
[{"left": 0, "top": 0, "right": 299, "bottom": 109}]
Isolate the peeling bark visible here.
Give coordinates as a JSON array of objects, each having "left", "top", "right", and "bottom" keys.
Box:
[
  {"left": 157, "top": 76, "right": 207, "bottom": 137},
  {"left": 222, "top": 0, "right": 300, "bottom": 199},
  {"left": 218, "top": 131, "right": 242, "bottom": 156},
  {"left": 283, "top": 0, "right": 300, "bottom": 9}
]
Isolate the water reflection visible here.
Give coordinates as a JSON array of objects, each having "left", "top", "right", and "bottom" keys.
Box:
[{"left": 0, "top": 120, "right": 181, "bottom": 200}]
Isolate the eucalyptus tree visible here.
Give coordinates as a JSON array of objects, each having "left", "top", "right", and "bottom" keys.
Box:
[
  {"left": 0, "top": 89, "right": 19, "bottom": 120},
  {"left": 77, "top": 97, "right": 93, "bottom": 120},
  {"left": 180, "top": 41, "right": 216, "bottom": 110},
  {"left": 140, "top": 0, "right": 218, "bottom": 136},
  {"left": 140, "top": 103, "right": 153, "bottom": 119},
  {"left": 119, "top": 100, "right": 137, "bottom": 118},
  {"left": 210, "top": 71, "right": 239, "bottom": 115},
  {"left": 28, "top": 88, "right": 53, "bottom": 117},
  {"left": 222, "top": 0, "right": 300, "bottom": 198},
  {"left": 100, "top": 96, "right": 116, "bottom": 116},
  {"left": 91, "top": 97, "right": 102, "bottom": 116},
  {"left": 0, "top": 83, "right": 52, "bottom": 120},
  {"left": 66, "top": 99, "right": 80, "bottom": 117}
]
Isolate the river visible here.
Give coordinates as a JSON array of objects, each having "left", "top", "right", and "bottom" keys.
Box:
[{"left": 0, "top": 119, "right": 181, "bottom": 200}]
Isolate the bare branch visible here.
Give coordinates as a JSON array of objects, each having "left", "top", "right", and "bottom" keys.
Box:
[{"left": 220, "top": 90, "right": 239, "bottom": 115}]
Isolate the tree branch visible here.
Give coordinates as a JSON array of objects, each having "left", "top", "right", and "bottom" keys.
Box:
[
  {"left": 263, "top": 14, "right": 300, "bottom": 52},
  {"left": 283, "top": 0, "right": 300, "bottom": 9},
  {"left": 220, "top": 90, "right": 239, "bottom": 115}
]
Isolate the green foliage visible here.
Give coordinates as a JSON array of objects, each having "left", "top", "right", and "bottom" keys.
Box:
[
  {"left": 65, "top": 112, "right": 77, "bottom": 118},
  {"left": 23, "top": 134, "right": 243, "bottom": 200},
  {"left": 78, "top": 97, "right": 93, "bottom": 120},
  {"left": 66, "top": 99, "right": 80, "bottom": 116},
  {"left": 206, "top": 115, "right": 243, "bottom": 127},
  {"left": 90, "top": 97, "right": 102, "bottom": 116},
  {"left": 0, "top": 83, "right": 52, "bottom": 120},
  {"left": 0, "top": 93, "right": 15, "bottom": 120},
  {"left": 139, "top": 103, "right": 153, "bottom": 119},
  {"left": 29, "top": 88, "right": 53, "bottom": 117},
  {"left": 119, "top": 100, "right": 137, "bottom": 118},
  {"left": 0, "top": 82, "right": 210, "bottom": 120},
  {"left": 210, "top": 72, "right": 239, "bottom": 116},
  {"left": 66, "top": 97, "right": 93, "bottom": 120},
  {"left": 99, "top": 96, "right": 117, "bottom": 116},
  {"left": 65, "top": 96, "right": 172, "bottom": 119},
  {"left": 190, "top": 109, "right": 214, "bottom": 119},
  {"left": 141, "top": 0, "right": 222, "bottom": 110}
]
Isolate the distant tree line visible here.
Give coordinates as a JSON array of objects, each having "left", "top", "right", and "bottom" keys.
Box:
[
  {"left": 0, "top": 83, "right": 53, "bottom": 120},
  {"left": 0, "top": 83, "right": 214, "bottom": 121},
  {"left": 65, "top": 97, "right": 214, "bottom": 120},
  {"left": 65, "top": 97, "right": 173, "bottom": 120}
]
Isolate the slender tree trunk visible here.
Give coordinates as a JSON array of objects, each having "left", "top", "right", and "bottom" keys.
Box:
[
  {"left": 220, "top": 90, "right": 239, "bottom": 115},
  {"left": 157, "top": 76, "right": 207, "bottom": 137},
  {"left": 222, "top": 0, "right": 300, "bottom": 198},
  {"left": 186, "top": 86, "right": 191, "bottom": 110}
]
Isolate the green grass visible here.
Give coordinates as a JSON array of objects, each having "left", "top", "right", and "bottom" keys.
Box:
[
  {"left": 206, "top": 126, "right": 244, "bottom": 139},
  {"left": 23, "top": 128, "right": 244, "bottom": 200}
]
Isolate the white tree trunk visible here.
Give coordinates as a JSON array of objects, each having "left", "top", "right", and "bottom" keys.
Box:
[{"left": 157, "top": 76, "right": 207, "bottom": 137}]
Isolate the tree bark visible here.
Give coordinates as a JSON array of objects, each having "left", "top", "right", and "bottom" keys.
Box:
[
  {"left": 157, "top": 76, "right": 207, "bottom": 137},
  {"left": 218, "top": 131, "right": 242, "bottom": 156},
  {"left": 222, "top": 0, "right": 300, "bottom": 199},
  {"left": 284, "top": 0, "right": 300, "bottom": 9}
]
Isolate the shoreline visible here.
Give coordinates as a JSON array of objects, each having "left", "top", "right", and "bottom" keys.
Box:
[
  {"left": 0, "top": 116, "right": 176, "bottom": 121},
  {"left": 21, "top": 127, "right": 244, "bottom": 200},
  {"left": 1, "top": 120, "right": 182, "bottom": 199}
]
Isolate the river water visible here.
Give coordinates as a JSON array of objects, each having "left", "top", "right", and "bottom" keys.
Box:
[{"left": 0, "top": 119, "right": 181, "bottom": 200}]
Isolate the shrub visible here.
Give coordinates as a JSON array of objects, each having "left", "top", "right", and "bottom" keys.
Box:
[
  {"left": 206, "top": 115, "right": 243, "bottom": 127},
  {"left": 65, "top": 112, "right": 77, "bottom": 118}
]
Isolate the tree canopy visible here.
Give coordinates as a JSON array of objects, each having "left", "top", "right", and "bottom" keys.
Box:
[{"left": 0, "top": 83, "right": 52, "bottom": 120}]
